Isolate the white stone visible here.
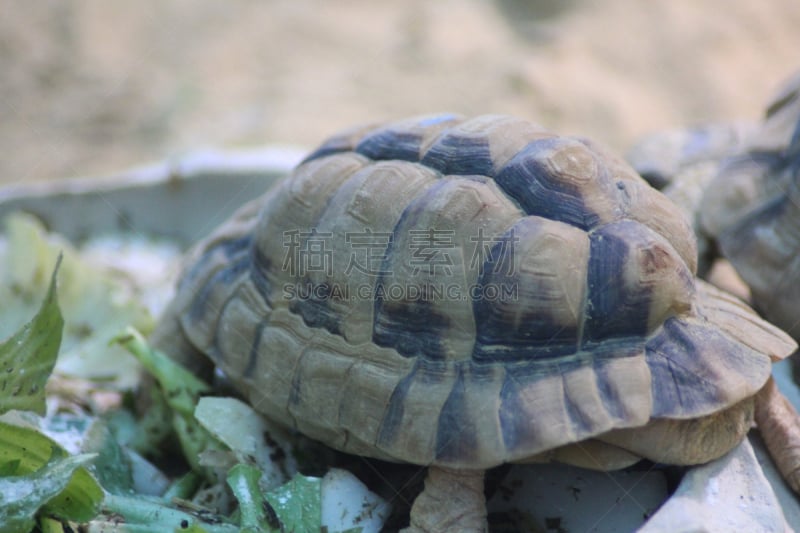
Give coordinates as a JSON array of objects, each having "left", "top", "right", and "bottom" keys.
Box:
[
  {"left": 639, "top": 438, "right": 790, "bottom": 533},
  {"left": 321, "top": 468, "right": 391, "bottom": 533}
]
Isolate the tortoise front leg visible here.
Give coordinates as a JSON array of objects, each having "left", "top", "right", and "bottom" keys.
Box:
[
  {"left": 755, "top": 376, "right": 800, "bottom": 491},
  {"left": 402, "top": 466, "right": 488, "bottom": 533}
]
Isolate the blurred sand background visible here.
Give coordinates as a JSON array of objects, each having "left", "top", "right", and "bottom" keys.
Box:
[{"left": 1, "top": 0, "right": 798, "bottom": 185}]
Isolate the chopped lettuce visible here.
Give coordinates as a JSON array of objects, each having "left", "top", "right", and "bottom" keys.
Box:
[{"left": 0, "top": 213, "right": 388, "bottom": 532}]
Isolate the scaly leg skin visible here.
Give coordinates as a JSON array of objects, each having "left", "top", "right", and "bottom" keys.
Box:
[
  {"left": 402, "top": 467, "right": 488, "bottom": 533},
  {"left": 755, "top": 376, "right": 800, "bottom": 492}
]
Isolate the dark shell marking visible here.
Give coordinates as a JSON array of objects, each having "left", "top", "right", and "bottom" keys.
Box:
[{"left": 171, "top": 114, "right": 777, "bottom": 468}]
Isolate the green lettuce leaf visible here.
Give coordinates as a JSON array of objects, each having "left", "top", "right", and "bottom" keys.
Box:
[
  {"left": 0, "top": 415, "right": 103, "bottom": 526},
  {"left": 0, "top": 255, "right": 63, "bottom": 415}
]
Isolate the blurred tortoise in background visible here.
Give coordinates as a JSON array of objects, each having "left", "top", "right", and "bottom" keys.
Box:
[
  {"left": 151, "top": 114, "right": 800, "bottom": 532},
  {"left": 628, "top": 70, "right": 800, "bottom": 339}
]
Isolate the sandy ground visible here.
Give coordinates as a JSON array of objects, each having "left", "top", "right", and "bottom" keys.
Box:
[{"left": 1, "top": 0, "right": 798, "bottom": 185}]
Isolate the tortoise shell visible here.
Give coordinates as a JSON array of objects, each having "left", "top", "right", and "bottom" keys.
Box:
[
  {"left": 699, "top": 73, "right": 800, "bottom": 337},
  {"left": 700, "top": 70, "right": 800, "bottom": 239},
  {"left": 156, "top": 114, "right": 793, "bottom": 469}
]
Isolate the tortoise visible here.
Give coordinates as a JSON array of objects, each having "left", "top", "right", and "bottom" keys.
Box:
[
  {"left": 627, "top": 70, "right": 800, "bottom": 339},
  {"left": 700, "top": 71, "right": 800, "bottom": 339},
  {"left": 151, "top": 114, "right": 800, "bottom": 532}
]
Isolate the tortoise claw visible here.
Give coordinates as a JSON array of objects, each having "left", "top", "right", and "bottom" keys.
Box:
[
  {"left": 402, "top": 466, "right": 488, "bottom": 533},
  {"left": 755, "top": 376, "right": 800, "bottom": 493}
]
